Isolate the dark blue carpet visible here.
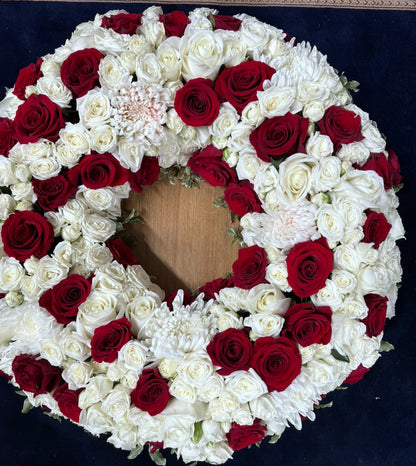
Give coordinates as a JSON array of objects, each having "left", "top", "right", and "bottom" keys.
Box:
[{"left": 0, "top": 3, "right": 415, "bottom": 466}]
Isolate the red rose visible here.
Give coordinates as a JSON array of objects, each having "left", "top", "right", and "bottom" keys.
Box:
[
  {"left": 13, "top": 93, "right": 65, "bottom": 144},
  {"left": 224, "top": 180, "right": 263, "bottom": 217},
  {"left": 250, "top": 336, "right": 301, "bottom": 392},
  {"left": 101, "top": 13, "right": 143, "bottom": 35},
  {"left": 60, "top": 48, "right": 104, "bottom": 98},
  {"left": 357, "top": 148, "right": 402, "bottom": 190},
  {"left": 0, "top": 117, "right": 17, "bottom": 157},
  {"left": 129, "top": 156, "right": 160, "bottom": 194},
  {"left": 283, "top": 303, "right": 332, "bottom": 346},
  {"left": 53, "top": 383, "right": 82, "bottom": 423},
  {"left": 363, "top": 210, "right": 391, "bottom": 249},
  {"left": 174, "top": 78, "right": 220, "bottom": 127},
  {"left": 249, "top": 112, "right": 309, "bottom": 163},
  {"left": 90, "top": 317, "right": 132, "bottom": 363},
  {"left": 198, "top": 276, "right": 234, "bottom": 300},
  {"left": 187, "top": 145, "right": 237, "bottom": 187},
  {"left": 207, "top": 328, "right": 253, "bottom": 376},
  {"left": 76, "top": 153, "right": 129, "bottom": 189},
  {"left": 226, "top": 419, "right": 267, "bottom": 450},
  {"left": 159, "top": 11, "right": 190, "bottom": 37},
  {"left": 33, "top": 173, "right": 77, "bottom": 212},
  {"left": 12, "top": 57, "right": 43, "bottom": 100},
  {"left": 164, "top": 290, "right": 194, "bottom": 311},
  {"left": 215, "top": 61, "right": 275, "bottom": 114},
  {"left": 286, "top": 238, "right": 333, "bottom": 298},
  {"left": 232, "top": 245, "right": 267, "bottom": 289},
  {"left": 130, "top": 368, "right": 172, "bottom": 416},
  {"left": 318, "top": 105, "right": 363, "bottom": 150},
  {"left": 12, "top": 354, "right": 61, "bottom": 395},
  {"left": 361, "top": 294, "right": 388, "bottom": 337},
  {"left": 211, "top": 15, "right": 242, "bottom": 31},
  {"left": 1, "top": 210, "right": 54, "bottom": 262},
  {"left": 106, "top": 238, "right": 139, "bottom": 266},
  {"left": 39, "top": 274, "right": 91, "bottom": 325},
  {"left": 343, "top": 364, "right": 370, "bottom": 385}
]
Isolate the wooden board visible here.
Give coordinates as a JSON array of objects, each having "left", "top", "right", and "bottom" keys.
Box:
[{"left": 122, "top": 177, "right": 240, "bottom": 296}]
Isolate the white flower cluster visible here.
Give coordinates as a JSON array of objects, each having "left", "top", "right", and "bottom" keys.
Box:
[{"left": 0, "top": 6, "right": 404, "bottom": 465}]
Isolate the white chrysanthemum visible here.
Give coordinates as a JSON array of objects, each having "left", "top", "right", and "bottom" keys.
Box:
[
  {"left": 110, "top": 81, "right": 169, "bottom": 142},
  {"left": 241, "top": 202, "right": 318, "bottom": 250},
  {"left": 150, "top": 291, "right": 217, "bottom": 362}
]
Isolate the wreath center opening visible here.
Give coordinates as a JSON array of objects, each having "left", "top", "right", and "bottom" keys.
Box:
[{"left": 122, "top": 176, "right": 240, "bottom": 296}]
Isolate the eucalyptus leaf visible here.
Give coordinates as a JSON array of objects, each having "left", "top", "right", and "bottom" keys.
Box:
[
  {"left": 149, "top": 449, "right": 166, "bottom": 466},
  {"left": 269, "top": 434, "right": 280, "bottom": 444},
  {"left": 331, "top": 348, "right": 350, "bottom": 363},
  {"left": 21, "top": 398, "right": 34, "bottom": 414},
  {"left": 380, "top": 340, "right": 395, "bottom": 353},
  {"left": 127, "top": 444, "right": 144, "bottom": 460},
  {"left": 315, "top": 401, "right": 333, "bottom": 410}
]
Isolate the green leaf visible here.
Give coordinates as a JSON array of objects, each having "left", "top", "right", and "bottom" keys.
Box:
[
  {"left": 149, "top": 449, "right": 166, "bottom": 466},
  {"left": 393, "top": 183, "right": 404, "bottom": 193},
  {"left": 208, "top": 12, "right": 216, "bottom": 29},
  {"left": 269, "top": 157, "right": 285, "bottom": 171},
  {"left": 227, "top": 228, "right": 245, "bottom": 247},
  {"left": 127, "top": 444, "right": 144, "bottom": 460},
  {"left": 380, "top": 340, "right": 395, "bottom": 353},
  {"left": 21, "top": 398, "right": 34, "bottom": 414},
  {"left": 315, "top": 401, "right": 333, "bottom": 410},
  {"left": 331, "top": 348, "right": 350, "bottom": 363},
  {"left": 213, "top": 195, "right": 227, "bottom": 209},
  {"left": 43, "top": 411, "right": 62, "bottom": 422},
  {"left": 192, "top": 421, "right": 204, "bottom": 444},
  {"left": 269, "top": 434, "right": 280, "bottom": 444}
]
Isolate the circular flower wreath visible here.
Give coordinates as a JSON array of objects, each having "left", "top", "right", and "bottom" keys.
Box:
[{"left": 0, "top": 6, "right": 405, "bottom": 465}]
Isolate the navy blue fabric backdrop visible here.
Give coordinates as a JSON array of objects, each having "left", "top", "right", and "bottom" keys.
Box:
[{"left": 0, "top": 3, "right": 415, "bottom": 466}]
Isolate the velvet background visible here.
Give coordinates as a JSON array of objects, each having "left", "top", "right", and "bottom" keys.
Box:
[{"left": 0, "top": 3, "right": 415, "bottom": 466}]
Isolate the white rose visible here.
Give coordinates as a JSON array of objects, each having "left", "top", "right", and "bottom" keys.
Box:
[
  {"left": 40, "top": 339, "right": 65, "bottom": 366},
  {"left": 99, "top": 54, "right": 128, "bottom": 90},
  {"left": 89, "top": 124, "right": 117, "bottom": 153},
  {"left": 232, "top": 404, "right": 254, "bottom": 425},
  {"left": 78, "top": 375, "right": 113, "bottom": 409},
  {"left": 29, "top": 156, "right": 61, "bottom": 180},
  {"left": 54, "top": 143, "right": 83, "bottom": 168},
  {"left": 53, "top": 241, "right": 73, "bottom": 266},
  {"left": 239, "top": 18, "right": 271, "bottom": 54},
  {"left": 205, "top": 443, "right": 234, "bottom": 465},
  {"left": 177, "top": 351, "right": 213, "bottom": 388},
  {"left": 77, "top": 90, "right": 111, "bottom": 128},
  {"left": 80, "top": 187, "right": 120, "bottom": 218},
  {"left": 181, "top": 30, "right": 224, "bottom": 81},
  {"left": 331, "top": 269, "right": 357, "bottom": 295},
  {"left": 101, "top": 385, "right": 131, "bottom": 421},
  {"left": 278, "top": 153, "right": 315, "bottom": 203},
  {"left": 245, "top": 313, "right": 285, "bottom": 339},
  {"left": 157, "top": 39, "right": 181, "bottom": 82},
  {"left": 254, "top": 164, "right": 279, "bottom": 200},
  {"left": 361, "top": 121, "right": 386, "bottom": 153},
  {"left": 331, "top": 313, "right": 367, "bottom": 361},
  {"left": 306, "top": 132, "right": 334, "bottom": 159},
  {"left": 258, "top": 86, "right": 295, "bottom": 118},
  {"left": 0, "top": 257, "right": 25, "bottom": 292},
  {"left": 169, "top": 376, "right": 197, "bottom": 403},
  {"left": 331, "top": 195, "right": 363, "bottom": 231},
  {"left": 62, "top": 361, "right": 94, "bottom": 389},
  {"left": 77, "top": 291, "right": 118, "bottom": 338},
  {"left": 334, "top": 244, "right": 362, "bottom": 274},
  {"left": 305, "top": 358, "right": 348, "bottom": 392},
  {"left": 0, "top": 88, "right": 22, "bottom": 120},
  {"left": 339, "top": 294, "right": 368, "bottom": 319},
  {"left": 246, "top": 284, "right": 291, "bottom": 315},
  {"left": 198, "top": 374, "right": 225, "bottom": 403},
  {"left": 125, "top": 293, "right": 161, "bottom": 336},
  {"left": 33, "top": 256, "right": 68, "bottom": 290},
  {"left": 58, "top": 199, "right": 85, "bottom": 225},
  {"left": 127, "top": 34, "right": 153, "bottom": 59},
  {"left": 0, "top": 194, "right": 16, "bottom": 220},
  {"left": 158, "top": 358, "right": 178, "bottom": 379},
  {"left": 265, "top": 262, "right": 291, "bottom": 292},
  {"left": 162, "top": 415, "right": 195, "bottom": 450},
  {"left": 79, "top": 403, "right": 112, "bottom": 435},
  {"left": 302, "top": 100, "right": 326, "bottom": 122},
  {"left": 0, "top": 157, "right": 17, "bottom": 186},
  {"left": 84, "top": 243, "right": 113, "bottom": 270},
  {"left": 311, "top": 279, "right": 343, "bottom": 310},
  {"left": 118, "top": 340, "right": 148, "bottom": 371},
  {"left": 14, "top": 164, "right": 31, "bottom": 182},
  {"left": 166, "top": 108, "right": 184, "bottom": 134},
  {"left": 58, "top": 122, "right": 91, "bottom": 155},
  {"left": 216, "top": 310, "right": 244, "bottom": 331},
  {"left": 357, "top": 264, "right": 391, "bottom": 295},
  {"left": 337, "top": 141, "right": 370, "bottom": 165},
  {"left": 11, "top": 182, "right": 35, "bottom": 202},
  {"left": 208, "top": 391, "right": 240, "bottom": 422},
  {"left": 312, "top": 156, "right": 341, "bottom": 191},
  {"left": 316, "top": 204, "right": 345, "bottom": 243},
  {"left": 216, "top": 287, "right": 248, "bottom": 312},
  {"left": 240, "top": 101, "right": 264, "bottom": 127},
  {"left": 236, "top": 150, "right": 263, "bottom": 182},
  {"left": 226, "top": 369, "right": 268, "bottom": 403},
  {"left": 40, "top": 59, "right": 60, "bottom": 78},
  {"left": 36, "top": 77, "right": 72, "bottom": 107},
  {"left": 61, "top": 224, "right": 81, "bottom": 242},
  {"left": 210, "top": 104, "right": 239, "bottom": 139},
  {"left": 20, "top": 276, "right": 42, "bottom": 300},
  {"left": 81, "top": 213, "right": 116, "bottom": 243},
  {"left": 115, "top": 136, "right": 147, "bottom": 171},
  {"left": 249, "top": 393, "right": 277, "bottom": 421},
  {"left": 136, "top": 53, "right": 163, "bottom": 85},
  {"left": 140, "top": 21, "right": 165, "bottom": 48}
]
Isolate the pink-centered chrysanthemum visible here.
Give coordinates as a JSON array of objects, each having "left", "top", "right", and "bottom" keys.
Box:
[
  {"left": 241, "top": 203, "right": 318, "bottom": 251},
  {"left": 110, "top": 82, "right": 169, "bottom": 143}
]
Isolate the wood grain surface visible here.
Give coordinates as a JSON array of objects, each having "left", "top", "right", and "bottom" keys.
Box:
[{"left": 122, "top": 177, "right": 240, "bottom": 296}]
